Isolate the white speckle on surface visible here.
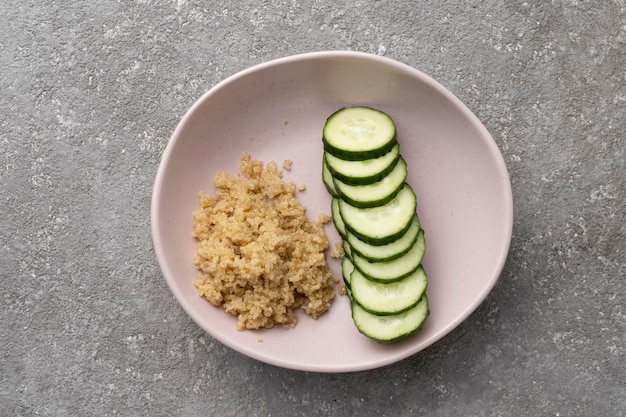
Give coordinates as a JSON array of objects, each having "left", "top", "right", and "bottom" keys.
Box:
[
  {"left": 125, "top": 334, "right": 145, "bottom": 355},
  {"left": 173, "top": 0, "right": 187, "bottom": 11},
  {"left": 103, "top": 25, "right": 122, "bottom": 39},
  {"left": 56, "top": 113, "right": 81, "bottom": 128},
  {"left": 589, "top": 185, "right": 617, "bottom": 202}
]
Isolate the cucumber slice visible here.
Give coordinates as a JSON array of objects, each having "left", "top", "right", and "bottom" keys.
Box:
[
  {"left": 351, "top": 266, "right": 428, "bottom": 316},
  {"left": 343, "top": 240, "right": 353, "bottom": 261},
  {"left": 339, "top": 183, "right": 416, "bottom": 245},
  {"left": 352, "top": 228, "right": 426, "bottom": 282},
  {"left": 333, "top": 157, "right": 408, "bottom": 208},
  {"left": 341, "top": 256, "right": 355, "bottom": 290},
  {"left": 330, "top": 198, "right": 346, "bottom": 238},
  {"left": 323, "top": 106, "right": 397, "bottom": 160},
  {"left": 324, "top": 144, "right": 400, "bottom": 185},
  {"left": 322, "top": 159, "right": 339, "bottom": 197},
  {"left": 351, "top": 295, "right": 429, "bottom": 343},
  {"left": 347, "top": 214, "right": 421, "bottom": 262}
]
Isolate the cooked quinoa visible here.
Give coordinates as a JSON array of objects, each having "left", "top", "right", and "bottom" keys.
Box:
[
  {"left": 192, "top": 153, "right": 337, "bottom": 331},
  {"left": 282, "top": 159, "right": 293, "bottom": 170},
  {"left": 331, "top": 241, "right": 344, "bottom": 258}
]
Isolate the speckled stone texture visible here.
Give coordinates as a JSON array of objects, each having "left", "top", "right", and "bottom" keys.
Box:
[{"left": 1, "top": 0, "right": 624, "bottom": 416}]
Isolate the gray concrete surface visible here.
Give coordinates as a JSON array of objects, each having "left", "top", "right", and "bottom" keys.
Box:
[{"left": 1, "top": 0, "right": 624, "bottom": 416}]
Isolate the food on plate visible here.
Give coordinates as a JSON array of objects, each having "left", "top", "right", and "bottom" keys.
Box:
[
  {"left": 193, "top": 153, "right": 337, "bottom": 331},
  {"left": 321, "top": 106, "right": 430, "bottom": 343}
]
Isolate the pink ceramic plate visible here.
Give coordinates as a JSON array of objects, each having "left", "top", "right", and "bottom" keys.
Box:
[{"left": 151, "top": 51, "right": 513, "bottom": 373}]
